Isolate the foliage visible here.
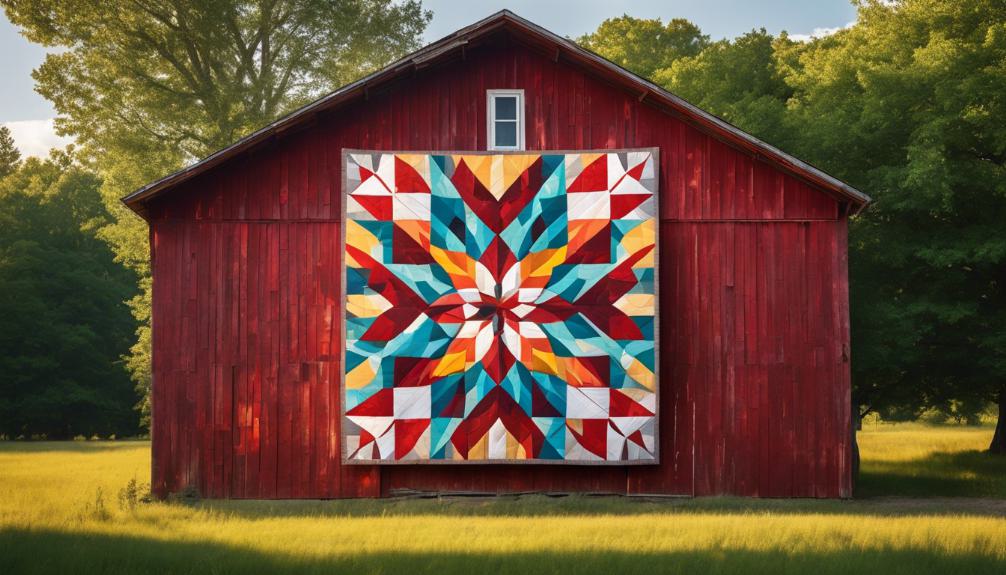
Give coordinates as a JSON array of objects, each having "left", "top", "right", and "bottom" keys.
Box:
[
  {"left": 778, "top": 0, "right": 1006, "bottom": 435},
  {"left": 655, "top": 29, "right": 796, "bottom": 148},
  {"left": 1, "top": 0, "right": 432, "bottom": 429},
  {"left": 0, "top": 152, "right": 139, "bottom": 439},
  {"left": 0, "top": 126, "right": 20, "bottom": 179},
  {"left": 578, "top": 15, "right": 709, "bottom": 79},
  {"left": 577, "top": 0, "right": 1006, "bottom": 446},
  {"left": 1, "top": 433, "right": 1005, "bottom": 574},
  {"left": 5, "top": 0, "right": 432, "bottom": 159},
  {"left": 117, "top": 477, "right": 151, "bottom": 511}
]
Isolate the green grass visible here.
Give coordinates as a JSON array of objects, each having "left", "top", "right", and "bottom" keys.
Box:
[
  {"left": 858, "top": 422, "right": 1006, "bottom": 497},
  {"left": 1, "top": 425, "right": 1005, "bottom": 574}
]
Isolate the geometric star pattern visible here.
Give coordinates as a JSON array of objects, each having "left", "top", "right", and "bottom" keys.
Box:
[{"left": 342, "top": 150, "right": 658, "bottom": 463}]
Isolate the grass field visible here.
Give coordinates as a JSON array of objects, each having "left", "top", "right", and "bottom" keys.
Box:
[{"left": 1, "top": 423, "right": 1005, "bottom": 574}]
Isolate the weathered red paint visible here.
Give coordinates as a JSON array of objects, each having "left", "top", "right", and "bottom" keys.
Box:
[{"left": 144, "top": 29, "right": 854, "bottom": 499}]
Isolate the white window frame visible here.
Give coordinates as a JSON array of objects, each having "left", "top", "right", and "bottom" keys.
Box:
[{"left": 487, "top": 89, "right": 525, "bottom": 151}]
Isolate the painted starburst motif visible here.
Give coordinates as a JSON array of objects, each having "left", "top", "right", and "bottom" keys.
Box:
[{"left": 342, "top": 150, "right": 658, "bottom": 463}]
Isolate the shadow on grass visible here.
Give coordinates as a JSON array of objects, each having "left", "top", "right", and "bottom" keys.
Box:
[
  {"left": 2, "top": 527, "right": 1003, "bottom": 575},
  {"left": 858, "top": 449, "right": 1006, "bottom": 498},
  {"left": 194, "top": 494, "right": 852, "bottom": 520},
  {"left": 186, "top": 492, "right": 1006, "bottom": 522}
]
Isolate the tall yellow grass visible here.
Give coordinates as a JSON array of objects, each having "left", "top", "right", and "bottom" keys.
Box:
[
  {"left": 859, "top": 421, "right": 993, "bottom": 462},
  {"left": 1, "top": 426, "right": 1004, "bottom": 574}
]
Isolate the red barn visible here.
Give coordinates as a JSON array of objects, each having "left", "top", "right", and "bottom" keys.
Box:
[{"left": 124, "top": 11, "right": 870, "bottom": 499}]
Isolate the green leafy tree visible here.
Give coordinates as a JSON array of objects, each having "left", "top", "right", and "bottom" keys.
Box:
[
  {"left": 781, "top": 0, "right": 1006, "bottom": 449},
  {"left": 581, "top": 1, "right": 1006, "bottom": 451},
  {"left": 0, "top": 151, "right": 140, "bottom": 439},
  {"left": 579, "top": 21, "right": 795, "bottom": 148},
  {"left": 2, "top": 0, "right": 431, "bottom": 428},
  {"left": 655, "top": 29, "right": 796, "bottom": 148},
  {"left": 0, "top": 126, "right": 21, "bottom": 179},
  {"left": 578, "top": 15, "right": 709, "bottom": 79}
]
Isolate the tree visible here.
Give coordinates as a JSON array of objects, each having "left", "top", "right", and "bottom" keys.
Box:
[
  {"left": 0, "top": 126, "right": 20, "bottom": 179},
  {"left": 2, "top": 0, "right": 432, "bottom": 428},
  {"left": 781, "top": 0, "right": 1006, "bottom": 449},
  {"left": 0, "top": 151, "right": 140, "bottom": 439},
  {"left": 655, "top": 29, "right": 796, "bottom": 148},
  {"left": 579, "top": 1, "right": 1006, "bottom": 452},
  {"left": 578, "top": 15, "right": 709, "bottom": 79},
  {"left": 579, "top": 21, "right": 796, "bottom": 151}
]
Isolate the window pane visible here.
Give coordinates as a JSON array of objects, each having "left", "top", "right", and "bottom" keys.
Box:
[
  {"left": 495, "top": 96, "right": 517, "bottom": 120},
  {"left": 495, "top": 121, "right": 517, "bottom": 147}
]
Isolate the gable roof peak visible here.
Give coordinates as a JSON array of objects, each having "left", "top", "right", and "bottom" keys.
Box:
[{"left": 122, "top": 9, "right": 870, "bottom": 218}]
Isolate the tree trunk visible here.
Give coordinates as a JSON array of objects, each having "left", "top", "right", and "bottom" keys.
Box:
[
  {"left": 990, "top": 382, "right": 1006, "bottom": 455},
  {"left": 851, "top": 408, "right": 860, "bottom": 488}
]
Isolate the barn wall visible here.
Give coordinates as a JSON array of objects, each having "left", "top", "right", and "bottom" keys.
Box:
[{"left": 148, "top": 37, "right": 851, "bottom": 499}]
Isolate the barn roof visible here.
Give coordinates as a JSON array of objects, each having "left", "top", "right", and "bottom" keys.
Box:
[{"left": 122, "top": 10, "right": 871, "bottom": 218}]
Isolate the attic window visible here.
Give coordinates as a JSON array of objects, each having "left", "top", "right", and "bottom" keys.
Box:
[{"left": 487, "top": 90, "right": 524, "bottom": 150}]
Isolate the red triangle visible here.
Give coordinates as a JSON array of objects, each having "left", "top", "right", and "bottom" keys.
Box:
[
  {"left": 611, "top": 194, "right": 650, "bottom": 218},
  {"left": 497, "top": 157, "right": 545, "bottom": 231},
  {"left": 395, "top": 419, "right": 430, "bottom": 458},
  {"left": 346, "top": 388, "right": 393, "bottom": 416},
  {"left": 579, "top": 356, "right": 610, "bottom": 386},
  {"left": 393, "top": 357, "right": 438, "bottom": 388},
  {"left": 345, "top": 244, "right": 426, "bottom": 309},
  {"left": 609, "top": 389, "right": 654, "bottom": 417},
  {"left": 627, "top": 429, "right": 646, "bottom": 448},
  {"left": 577, "top": 244, "right": 655, "bottom": 305},
  {"left": 360, "top": 308, "right": 423, "bottom": 342},
  {"left": 568, "top": 419, "right": 608, "bottom": 459},
  {"left": 626, "top": 160, "right": 646, "bottom": 180},
  {"left": 354, "top": 194, "right": 392, "bottom": 220},
  {"left": 532, "top": 382, "right": 562, "bottom": 417},
  {"left": 478, "top": 236, "right": 517, "bottom": 281},
  {"left": 357, "top": 429, "right": 375, "bottom": 448},
  {"left": 392, "top": 224, "right": 434, "bottom": 263},
  {"left": 395, "top": 156, "right": 430, "bottom": 193},
  {"left": 451, "top": 159, "right": 501, "bottom": 231},
  {"left": 566, "top": 222, "right": 610, "bottom": 264},
  {"left": 481, "top": 336, "right": 516, "bottom": 385},
  {"left": 568, "top": 156, "right": 607, "bottom": 193},
  {"left": 579, "top": 306, "right": 644, "bottom": 340}
]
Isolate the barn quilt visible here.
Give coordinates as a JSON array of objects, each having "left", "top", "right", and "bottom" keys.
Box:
[{"left": 342, "top": 150, "right": 658, "bottom": 463}]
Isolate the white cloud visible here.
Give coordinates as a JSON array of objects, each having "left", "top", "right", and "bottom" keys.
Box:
[
  {"left": 790, "top": 21, "right": 856, "bottom": 43},
  {"left": 2, "top": 118, "right": 74, "bottom": 159}
]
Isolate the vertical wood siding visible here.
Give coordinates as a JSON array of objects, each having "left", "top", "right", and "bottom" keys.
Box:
[{"left": 148, "top": 37, "right": 852, "bottom": 499}]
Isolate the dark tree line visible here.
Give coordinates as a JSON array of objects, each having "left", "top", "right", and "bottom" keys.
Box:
[
  {"left": 2, "top": 0, "right": 433, "bottom": 429},
  {"left": 0, "top": 140, "right": 140, "bottom": 438}
]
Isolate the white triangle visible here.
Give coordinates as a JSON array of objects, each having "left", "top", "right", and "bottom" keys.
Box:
[{"left": 347, "top": 415, "right": 394, "bottom": 439}]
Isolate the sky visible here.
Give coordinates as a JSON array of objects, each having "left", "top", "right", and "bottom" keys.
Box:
[{"left": 0, "top": 0, "right": 857, "bottom": 158}]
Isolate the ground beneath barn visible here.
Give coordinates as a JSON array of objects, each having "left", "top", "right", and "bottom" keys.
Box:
[{"left": 1, "top": 423, "right": 1004, "bottom": 574}]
